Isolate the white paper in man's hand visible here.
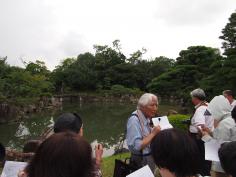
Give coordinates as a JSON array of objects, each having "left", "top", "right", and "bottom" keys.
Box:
[
  {"left": 126, "top": 165, "right": 154, "bottom": 177},
  {"left": 152, "top": 116, "right": 173, "bottom": 130},
  {"left": 205, "top": 140, "right": 221, "bottom": 162},
  {"left": 1, "top": 161, "right": 27, "bottom": 177}
]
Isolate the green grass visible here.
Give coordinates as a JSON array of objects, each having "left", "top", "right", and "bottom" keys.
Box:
[{"left": 102, "top": 153, "right": 130, "bottom": 177}]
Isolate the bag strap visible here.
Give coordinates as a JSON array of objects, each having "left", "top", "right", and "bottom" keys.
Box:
[
  {"left": 189, "top": 101, "right": 209, "bottom": 131},
  {"left": 190, "top": 101, "right": 208, "bottom": 121},
  {"left": 131, "top": 110, "right": 146, "bottom": 155},
  {"left": 117, "top": 111, "right": 145, "bottom": 159},
  {"left": 136, "top": 110, "right": 145, "bottom": 138}
]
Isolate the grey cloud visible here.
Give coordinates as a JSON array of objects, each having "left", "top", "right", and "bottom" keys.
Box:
[
  {"left": 0, "top": 0, "right": 89, "bottom": 70},
  {"left": 0, "top": 0, "right": 55, "bottom": 67},
  {"left": 58, "top": 32, "right": 89, "bottom": 58},
  {"left": 155, "top": 0, "right": 235, "bottom": 26},
  {"left": 0, "top": 0, "right": 235, "bottom": 70}
]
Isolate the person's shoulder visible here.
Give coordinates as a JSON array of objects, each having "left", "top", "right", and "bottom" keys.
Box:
[
  {"left": 219, "top": 117, "right": 235, "bottom": 129},
  {"left": 195, "top": 105, "right": 207, "bottom": 114},
  {"left": 127, "top": 112, "right": 139, "bottom": 123},
  {"left": 198, "top": 105, "right": 208, "bottom": 110}
]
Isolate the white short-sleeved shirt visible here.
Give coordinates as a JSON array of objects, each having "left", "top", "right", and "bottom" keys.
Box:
[{"left": 189, "top": 105, "right": 214, "bottom": 133}]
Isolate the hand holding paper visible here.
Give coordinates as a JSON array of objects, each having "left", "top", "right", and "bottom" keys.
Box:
[
  {"left": 126, "top": 165, "right": 154, "bottom": 177},
  {"left": 1, "top": 161, "right": 27, "bottom": 177},
  {"left": 152, "top": 116, "right": 173, "bottom": 130},
  {"left": 204, "top": 140, "right": 221, "bottom": 162}
]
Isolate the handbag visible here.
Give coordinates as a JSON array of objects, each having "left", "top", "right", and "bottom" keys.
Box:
[
  {"left": 113, "top": 158, "right": 138, "bottom": 177},
  {"left": 113, "top": 136, "right": 137, "bottom": 177},
  {"left": 113, "top": 111, "right": 145, "bottom": 177}
]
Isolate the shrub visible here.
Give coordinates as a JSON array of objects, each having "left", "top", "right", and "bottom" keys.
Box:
[
  {"left": 109, "top": 85, "right": 142, "bottom": 97},
  {"left": 168, "top": 114, "right": 190, "bottom": 131}
]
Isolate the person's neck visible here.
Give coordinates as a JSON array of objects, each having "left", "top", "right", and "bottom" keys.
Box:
[
  {"left": 194, "top": 101, "right": 206, "bottom": 109},
  {"left": 194, "top": 102, "right": 202, "bottom": 109},
  {"left": 159, "top": 168, "right": 175, "bottom": 177}
]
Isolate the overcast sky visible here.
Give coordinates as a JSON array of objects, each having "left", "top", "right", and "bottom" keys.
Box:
[{"left": 0, "top": 0, "right": 236, "bottom": 70}]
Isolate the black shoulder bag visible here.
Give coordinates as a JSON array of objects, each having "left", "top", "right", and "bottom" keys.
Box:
[{"left": 113, "top": 112, "right": 144, "bottom": 177}]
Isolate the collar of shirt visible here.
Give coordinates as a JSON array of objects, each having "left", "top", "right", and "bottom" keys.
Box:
[
  {"left": 194, "top": 103, "right": 202, "bottom": 109},
  {"left": 195, "top": 101, "right": 208, "bottom": 109}
]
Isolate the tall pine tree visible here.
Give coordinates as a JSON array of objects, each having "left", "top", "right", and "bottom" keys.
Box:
[{"left": 220, "top": 11, "right": 236, "bottom": 57}]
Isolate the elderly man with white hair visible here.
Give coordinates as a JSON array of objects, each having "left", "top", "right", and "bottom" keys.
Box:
[
  {"left": 189, "top": 88, "right": 214, "bottom": 176},
  {"left": 126, "top": 93, "right": 161, "bottom": 172}
]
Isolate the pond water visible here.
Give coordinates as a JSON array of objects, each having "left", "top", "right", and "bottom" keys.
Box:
[{"left": 0, "top": 102, "right": 181, "bottom": 157}]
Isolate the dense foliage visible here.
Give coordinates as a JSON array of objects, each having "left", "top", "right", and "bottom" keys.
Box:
[
  {"left": 0, "top": 11, "right": 235, "bottom": 103},
  {"left": 0, "top": 59, "right": 53, "bottom": 101},
  {"left": 148, "top": 11, "right": 236, "bottom": 101}
]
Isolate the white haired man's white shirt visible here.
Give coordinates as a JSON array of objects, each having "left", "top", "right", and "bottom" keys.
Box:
[{"left": 189, "top": 103, "right": 214, "bottom": 133}]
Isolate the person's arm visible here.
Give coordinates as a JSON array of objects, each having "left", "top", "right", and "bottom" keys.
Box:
[
  {"left": 95, "top": 144, "right": 103, "bottom": 168},
  {"left": 214, "top": 119, "right": 220, "bottom": 128},
  {"left": 140, "top": 126, "right": 161, "bottom": 150},
  {"left": 127, "top": 116, "right": 161, "bottom": 151},
  {"left": 6, "top": 149, "right": 34, "bottom": 159},
  {"left": 200, "top": 128, "right": 213, "bottom": 142},
  {"left": 91, "top": 144, "right": 103, "bottom": 177},
  {"left": 201, "top": 119, "right": 233, "bottom": 142}
]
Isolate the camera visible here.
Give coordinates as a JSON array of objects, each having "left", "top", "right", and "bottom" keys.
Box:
[{"left": 181, "top": 119, "right": 191, "bottom": 125}]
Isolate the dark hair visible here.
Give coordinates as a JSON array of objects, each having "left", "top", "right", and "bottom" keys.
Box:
[
  {"left": 23, "top": 140, "right": 41, "bottom": 153},
  {"left": 232, "top": 106, "right": 236, "bottom": 121},
  {"left": 223, "top": 90, "right": 234, "bottom": 97},
  {"left": 54, "top": 113, "right": 83, "bottom": 133},
  {"left": 26, "top": 132, "right": 93, "bottom": 177},
  {"left": 151, "top": 128, "right": 201, "bottom": 177},
  {"left": 0, "top": 143, "right": 5, "bottom": 161},
  {"left": 219, "top": 141, "right": 236, "bottom": 177}
]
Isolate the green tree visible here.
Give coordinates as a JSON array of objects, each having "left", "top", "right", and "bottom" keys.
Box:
[
  {"left": 219, "top": 11, "right": 236, "bottom": 57},
  {"left": 93, "top": 42, "right": 126, "bottom": 89},
  {"left": 4, "top": 68, "right": 53, "bottom": 98},
  {"left": 127, "top": 48, "right": 147, "bottom": 64},
  {"left": 25, "top": 60, "right": 50, "bottom": 76},
  {"left": 200, "top": 11, "right": 236, "bottom": 97},
  {"left": 67, "top": 53, "right": 97, "bottom": 90},
  {"left": 176, "top": 46, "right": 221, "bottom": 75},
  {"left": 148, "top": 56, "right": 175, "bottom": 79},
  {"left": 51, "top": 58, "right": 76, "bottom": 93},
  {"left": 148, "top": 46, "right": 222, "bottom": 101},
  {"left": 0, "top": 57, "right": 9, "bottom": 77}
]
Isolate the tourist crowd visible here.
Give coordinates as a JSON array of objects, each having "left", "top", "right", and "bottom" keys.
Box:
[{"left": 0, "top": 90, "right": 236, "bottom": 177}]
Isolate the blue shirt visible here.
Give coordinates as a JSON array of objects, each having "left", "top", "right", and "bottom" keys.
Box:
[{"left": 126, "top": 110, "right": 152, "bottom": 155}]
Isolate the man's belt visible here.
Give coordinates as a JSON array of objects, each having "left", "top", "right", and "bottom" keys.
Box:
[{"left": 131, "top": 152, "right": 152, "bottom": 157}]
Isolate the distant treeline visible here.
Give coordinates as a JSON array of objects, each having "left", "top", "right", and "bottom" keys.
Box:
[{"left": 0, "top": 11, "right": 235, "bottom": 103}]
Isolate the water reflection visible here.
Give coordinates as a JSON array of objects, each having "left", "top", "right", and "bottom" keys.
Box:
[
  {"left": 0, "top": 102, "right": 181, "bottom": 156},
  {"left": 15, "top": 123, "right": 30, "bottom": 138}
]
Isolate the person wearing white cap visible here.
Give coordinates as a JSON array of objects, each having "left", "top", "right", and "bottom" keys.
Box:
[{"left": 201, "top": 96, "right": 236, "bottom": 177}]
